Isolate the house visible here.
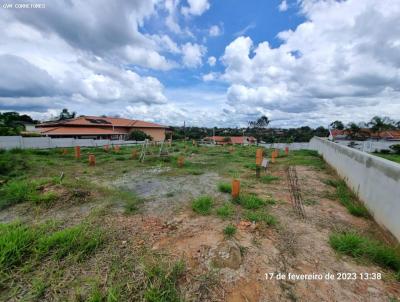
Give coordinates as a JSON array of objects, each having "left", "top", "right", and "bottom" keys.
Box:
[
  {"left": 329, "top": 129, "right": 400, "bottom": 142},
  {"left": 35, "top": 116, "right": 169, "bottom": 141},
  {"left": 203, "top": 136, "right": 256, "bottom": 145}
]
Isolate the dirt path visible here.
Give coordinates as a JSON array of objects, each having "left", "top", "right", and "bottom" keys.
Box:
[{"left": 112, "top": 164, "right": 400, "bottom": 301}]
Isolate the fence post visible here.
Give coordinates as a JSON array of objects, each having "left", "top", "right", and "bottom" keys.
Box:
[{"left": 231, "top": 179, "right": 240, "bottom": 199}]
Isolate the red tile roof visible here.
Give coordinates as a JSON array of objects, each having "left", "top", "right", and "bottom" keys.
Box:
[
  {"left": 39, "top": 127, "right": 128, "bottom": 135},
  {"left": 38, "top": 116, "right": 167, "bottom": 128}
]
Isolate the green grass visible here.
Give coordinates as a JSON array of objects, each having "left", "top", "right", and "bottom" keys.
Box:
[
  {"left": 122, "top": 192, "right": 144, "bottom": 214},
  {"left": 217, "top": 182, "right": 231, "bottom": 193},
  {"left": 216, "top": 203, "right": 234, "bottom": 219},
  {"left": 335, "top": 181, "right": 370, "bottom": 218},
  {"left": 36, "top": 224, "right": 103, "bottom": 260},
  {"left": 144, "top": 258, "right": 185, "bottom": 302},
  {"left": 0, "top": 221, "right": 103, "bottom": 271},
  {"left": 0, "top": 222, "right": 39, "bottom": 269},
  {"left": 244, "top": 210, "right": 277, "bottom": 226},
  {"left": 234, "top": 194, "right": 266, "bottom": 209},
  {"left": 259, "top": 175, "right": 280, "bottom": 183},
  {"left": 330, "top": 231, "right": 400, "bottom": 275},
  {"left": 223, "top": 224, "right": 237, "bottom": 238},
  {"left": 282, "top": 149, "right": 326, "bottom": 170},
  {"left": 192, "top": 196, "right": 213, "bottom": 215},
  {"left": 373, "top": 152, "right": 400, "bottom": 164}
]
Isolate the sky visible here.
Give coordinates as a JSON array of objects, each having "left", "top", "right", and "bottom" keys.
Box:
[{"left": 0, "top": 0, "right": 400, "bottom": 128}]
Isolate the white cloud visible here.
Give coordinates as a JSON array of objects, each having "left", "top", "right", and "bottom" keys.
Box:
[
  {"left": 181, "top": 43, "right": 206, "bottom": 68},
  {"left": 209, "top": 25, "right": 222, "bottom": 37},
  {"left": 207, "top": 56, "right": 217, "bottom": 66},
  {"left": 221, "top": 0, "right": 400, "bottom": 127},
  {"left": 278, "top": 0, "right": 288, "bottom": 12},
  {"left": 181, "top": 0, "right": 210, "bottom": 17}
]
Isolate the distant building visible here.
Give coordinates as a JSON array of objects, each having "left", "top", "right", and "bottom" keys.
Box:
[
  {"left": 36, "top": 116, "right": 169, "bottom": 141},
  {"left": 203, "top": 136, "right": 256, "bottom": 145},
  {"left": 329, "top": 129, "right": 400, "bottom": 141}
]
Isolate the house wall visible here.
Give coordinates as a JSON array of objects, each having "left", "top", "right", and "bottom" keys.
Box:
[
  {"left": 137, "top": 128, "right": 166, "bottom": 141},
  {"left": 310, "top": 137, "right": 400, "bottom": 241}
]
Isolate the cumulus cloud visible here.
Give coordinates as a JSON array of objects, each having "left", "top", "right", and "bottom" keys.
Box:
[
  {"left": 209, "top": 25, "right": 222, "bottom": 37},
  {"left": 181, "top": 43, "right": 206, "bottom": 68},
  {"left": 207, "top": 56, "right": 217, "bottom": 66},
  {"left": 221, "top": 0, "right": 400, "bottom": 126},
  {"left": 181, "top": 0, "right": 210, "bottom": 17},
  {"left": 278, "top": 0, "right": 288, "bottom": 12}
]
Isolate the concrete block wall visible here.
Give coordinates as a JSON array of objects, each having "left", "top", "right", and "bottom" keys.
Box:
[
  {"left": 0, "top": 136, "right": 144, "bottom": 150},
  {"left": 310, "top": 137, "right": 400, "bottom": 241}
]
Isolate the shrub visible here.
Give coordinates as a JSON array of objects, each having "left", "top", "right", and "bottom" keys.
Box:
[
  {"left": 389, "top": 144, "right": 400, "bottom": 154},
  {"left": 128, "top": 130, "right": 152, "bottom": 141},
  {"left": 216, "top": 203, "right": 234, "bottom": 219},
  {"left": 217, "top": 182, "right": 231, "bottom": 193},
  {"left": 192, "top": 196, "right": 213, "bottom": 215},
  {"left": 330, "top": 231, "right": 400, "bottom": 272},
  {"left": 223, "top": 224, "right": 237, "bottom": 238},
  {"left": 380, "top": 149, "right": 391, "bottom": 154}
]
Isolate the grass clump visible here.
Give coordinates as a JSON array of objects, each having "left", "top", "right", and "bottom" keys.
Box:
[
  {"left": 216, "top": 203, "right": 234, "bottom": 219},
  {"left": 123, "top": 192, "right": 144, "bottom": 214},
  {"left": 144, "top": 258, "right": 185, "bottom": 302},
  {"left": 36, "top": 224, "right": 103, "bottom": 260},
  {"left": 260, "top": 175, "right": 280, "bottom": 184},
  {"left": 234, "top": 194, "right": 265, "bottom": 209},
  {"left": 244, "top": 210, "right": 277, "bottom": 226},
  {"left": 192, "top": 195, "right": 213, "bottom": 215},
  {"left": 217, "top": 182, "right": 231, "bottom": 193},
  {"left": 336, "top": 181, "right": 370, "bottom": 218},
  {"left": 0, "top": 222, "right": 39, "bottom": 269},
  {"left": 330, "top": 231, "right": 400, "bottom": 274},
  {"left": 223, "top": 224, "right": 237, "bottom": 238}
]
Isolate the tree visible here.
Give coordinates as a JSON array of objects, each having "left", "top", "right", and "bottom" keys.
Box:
[
  {"left": 127, "top": 130, "right": 152, "bottom": 141},
  {"left": 346, "top": 123, "right": 360, "bottom": 140},
  {"left": 330, "top": 120, "right": 344, "bottom": 130},
  {"left": 58, "top": 108, "right": 76, "bottom": 120},
  {"left": 389, "top": 144, "right": 400, "bottom": 154},
  {"left": 248, "top": 115, "right": 270, "bottom": 143},
  {"left": 368, "top": 116, "right": 395, "bottom": 132}
]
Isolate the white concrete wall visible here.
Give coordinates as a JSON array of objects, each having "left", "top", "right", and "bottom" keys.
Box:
[
  {"left": 260, "top": 142, "right": 311, "bottom": 150},
  {"left": 310, "top": 137, "right": 400, "bottom": 241},
  {"left": 334, "top": 140, "right": 398, "bottom": 153},
  {"left": 0, "top": 136, "right": 144, "bottom": 150}
]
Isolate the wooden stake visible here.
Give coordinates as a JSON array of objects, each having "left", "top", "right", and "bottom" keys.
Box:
[
  {"left": 88, "top": 154, "right": 96, "bottom": 166},
  {"left": 231, "top": 179, "right": 240, "bottom": 199},
  {"left": 62, "top": 148, "right": 68, "bottom": 155},
  {"left": 114, "top": 145, "right": 120, "bottom": 152},
  {"left": 104, "top": 145, "right": 109, "bottom": 152},
  {"left": 131, "top": 149, "right": 138, "bottom": 159},
  {"left": 178, "top": 156, "right": 184, "bottom": 168},
  {"left": 74, "top": 146, "right": 81, "bottom": 159},
  {"left": 285, "top": 147, "right": 289, "bottom": 155}
]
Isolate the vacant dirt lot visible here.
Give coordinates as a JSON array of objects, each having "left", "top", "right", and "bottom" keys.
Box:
[{"left": 0, "top": 143, "right": 399, "bottom": 301}]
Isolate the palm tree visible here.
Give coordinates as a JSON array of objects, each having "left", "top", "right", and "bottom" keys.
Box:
[{"left": 368, "top": 116, "right": 395, "bottom": 132}]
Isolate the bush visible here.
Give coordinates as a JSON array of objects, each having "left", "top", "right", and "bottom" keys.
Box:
[
  {"left": 389, "top": 144, "right": 400, "bottom": 154},
  {"left": 380, "top": 149, "right": 391, "bottom": 154},
  {"left": 192, "top": 196, "right": 213, "bottom": 215},
  {"left": 223, "top": 224, "right": 237, "bottom": 238},
  {"left": 330, "top": 231, "right": 400, "bottom": 272},
  {"left": 128, "top": 130, "right": 152, "bottom": 141},
  {"left": 217, "top": 182, "right": 231, "bottom": 193}
]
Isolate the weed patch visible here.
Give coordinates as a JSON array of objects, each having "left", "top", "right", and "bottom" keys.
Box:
[
  {"left": 244, "top": 210, "right": 277, "bottom": 226},
  {"left": 330, "top": 231, "right": 400, "bottom": 274},
  {"left": 223, "top": 224, "right": 237, "bottom": 238},
  {"left": 216, "top": 203, "right": 234, "bottom": 219},
  {"left": 336, "top": 181, "right": 370, "bottom": 218},
  {"left": 192, "top": 196, "right": 213, "bottom": 215},
  {"left": 217, "top": 182, "right": 231, "bottom": 193},
  {"left": 260, "top": 175, "right": 280, "bottom": 183},
  {"left": 234, "top": 194, "right": 265, "bottom": 209}
]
